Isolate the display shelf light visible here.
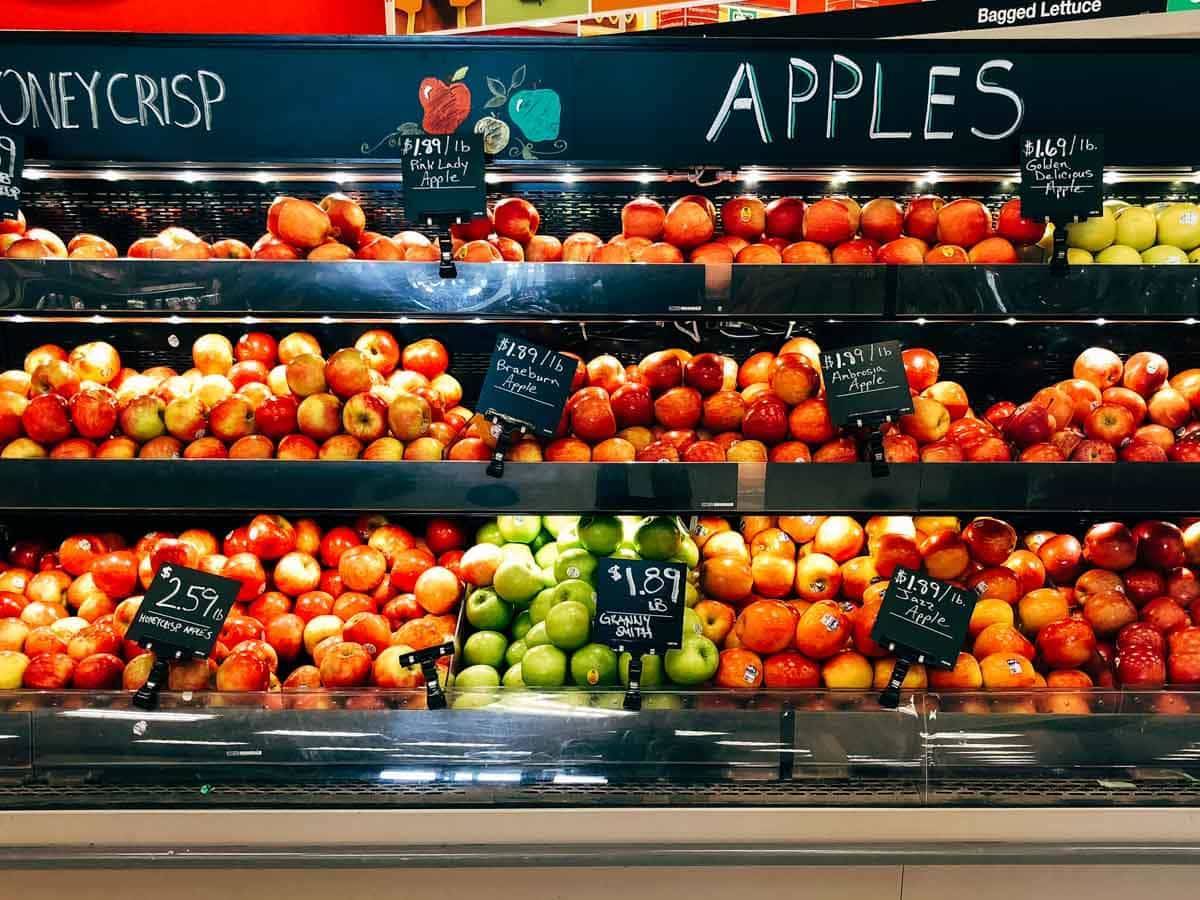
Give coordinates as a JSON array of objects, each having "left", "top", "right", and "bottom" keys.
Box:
[{"left": 1104, "top": 171, "right": 1122, "bottom": 184}]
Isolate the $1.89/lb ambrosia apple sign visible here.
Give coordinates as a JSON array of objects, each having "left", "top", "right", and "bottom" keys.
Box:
[{"left": 821, "top": 340, "right": 913, "bottom": 426}]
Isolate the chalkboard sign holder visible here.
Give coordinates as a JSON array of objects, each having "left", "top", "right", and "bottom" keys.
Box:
[
  {"left": 396, "top": 640, "right": 454, "bottom": 709},
  {"left": 132, "top": 652, "right": 177, "bottom": 711},
  {"left": 427, "top": 215, "right": 460, "bottom": 280},
  {"left": 877, "top": 649, "right": 922, "bottom": 710},
  {"left": 485, "top": 415, "right": 527, "bottom": 479},
  {"left": 854, "top": 415, "right": 894, "bottom": 479},
  {"left": 1050, "top": 221, "right": 1070, "bottom": 274}
]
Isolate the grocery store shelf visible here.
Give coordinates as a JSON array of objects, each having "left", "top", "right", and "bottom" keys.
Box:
[
  {"left": 2, "top": 260, "right": 1198, "bottom": 320},
  {"left": 3, "top": 460, "right": 1199, "bottom": 515}
]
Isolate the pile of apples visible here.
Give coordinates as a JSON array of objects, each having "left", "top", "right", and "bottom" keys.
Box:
[
  {"left": 1066, "top": 201, "right": 1200, "bottom": 265},
  {"left": 0, "top": 514, "right": 468, "bottom": 693},
  {"left": 0, "top": 331, "right": 485, "bottom": 460},
  {"left": 690, "top": 513, "right": 1200, "bottom": 703}
]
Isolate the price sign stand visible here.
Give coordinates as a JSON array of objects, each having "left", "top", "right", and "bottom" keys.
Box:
[
  {"left": 870, "top": 567, "right": 977, "bottom": 710},
  {"left": 852, "top": 414, "right": 894, "bottom": 479},
  {"left": 127, "top": 564, "right": 241, "bottom": 711},
  {"left": 426, "top": 214, "right": 460, "bottom": 280},
  {"left": 475, "top": 333, "right": 575, "bottom": 480},
  {"left": 396, "top": 640, "right": 454, "bottom": 710},
  {"left": 594, "top": 558, "right": 687, "bottom": 712}
]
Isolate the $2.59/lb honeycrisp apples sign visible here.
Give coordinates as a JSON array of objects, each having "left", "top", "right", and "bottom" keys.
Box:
[{"left": 125, "top": 564, "right": 241, "bottom": 659}]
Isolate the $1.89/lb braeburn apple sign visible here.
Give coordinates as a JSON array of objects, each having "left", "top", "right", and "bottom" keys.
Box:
[
  {"left": 476, "top": 332, "right": 575, "bottom": 437},
  {"left": 594, "top": 559, "right": 686, "bottom": 653},
  {"left": 125, "top": 564, "right": 241, "bottom": 659}
]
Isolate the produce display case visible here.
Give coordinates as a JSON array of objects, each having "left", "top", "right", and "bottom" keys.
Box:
[{"left": 2, "top": 32, "right": 1200, "bottom": 869}]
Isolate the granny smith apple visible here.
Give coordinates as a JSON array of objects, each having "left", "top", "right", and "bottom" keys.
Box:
[
  {"left": 1066, "top": 209, "right": 1116, "bottom": 252},
  {"left": 505, "top": 638, "right": 528, "bottom": 667},
  {"left": 684, "top": 581, "right": 699, "bottom": 608},
  {"left": 554, "top": 548, "right": 598, "bottom": 584},
  {"left": 578, "top": 515, "right": 623, "bottom": 555},
  {"left": 466, "top": 588, "right": 514, "bottom": 630},
  {"left": 683, "top": 607, "right": 702, "bottom": 637},
  {"left": 540, "top": 566, "right": 557, "bottom": 588},
  {"left": 498, "top": 542, "right": 535, "bottom": 565},
  {"left": 669, "top": 534, "right": 700, "bottom": 568},
  {"left": 664, "top": 634, "right": 720, "bottom": 685},
  {"left": 1096, "top": 244, "right": 1142, "bottom": 265},
  {"left": 502, "top": 663, "right": 526, "bottom": 688},
  {"left": 1156, "top": 202, "right": 1200, "bottom": 251},
  {"left": 463, "top": 630, "right": 508, "bottom": 668},
  {"left": 529, "top": 587, "right": 560, "bottom": 624},
  {"left": 570, "top": 643, "right": 618, "bottom": 686},
  {"left": 521, "top": 644, "right": 568, "bottom": 687},
  {"left": 492, "top": 559, "right": 542, "bottom": 605},
  {"left": 552, "top": 578, "right": 596, "bottom": 617},
  {"left": 636, "top": 516, "right": 682, "bottom": 561},
  {"left": 1067, "top": 248, "right": 1094, "bottom": 265},
  {"left": 619, "top": 651, "right": 664, "bottom": 687},
  {"left": 542, "top": 515, "right": 579, "bottom": 538},
  {"left": 456, "top": 664, "right": 501, "bottom": 690},
  {"left": 475, "top": 521, "right": 504, "bottom": 546},
  {"left": 497, "top": 515, "right": 543, "bottom": 544},
  {"left": 511, "top": 610, "right": 533, "bottom": 640},
  {"left": 555, "top": 534, "right": 583, "bottom": 553},
  {"left": 546, "top": 599, "right": 591, "bottom": 650},
  {"left": 1115, "top": 206, "right": 1157, "bottom": 251},
  {"left": 610, "top": 546, "right": 640, "bottom": 560},
  {"left": 534, "top": 542, "right": 559, "bottom": 569},
  {"left": 524, "top": 621, "right": 551, "bottom": 647},
  {"left": 1142, "top": 244, "right": 1189, "bottom": 265}
]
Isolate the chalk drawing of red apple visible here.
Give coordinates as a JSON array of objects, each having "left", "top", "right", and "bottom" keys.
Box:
[
  {"left": 419, "top": 69, "right": 471, "bottom": 135},
  {"left": 508, "top": 89, "right": 561, "bottom": 143}
]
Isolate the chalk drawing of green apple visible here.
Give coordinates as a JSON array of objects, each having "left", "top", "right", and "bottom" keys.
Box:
[{"left": 508, "top": 89, "right": 561, "bottom": 143}]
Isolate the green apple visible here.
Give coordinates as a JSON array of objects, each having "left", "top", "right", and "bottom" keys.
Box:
[
  {"left": 530, "top": 530, "right": 553, "bottom": 553},
  {"left": 475, "top": 521, "right": 504, "bottom": 546},
  {"left": 578, "top": 515, "right": 623, "bottom": 555},
  {"left": 534, "top": 542, "right": 559, "bottom": 569},
  {"left": 462, "top": 630, "right": 508, "bottom": 668},
  {"left": 498, "top": 542, "right": 535, "bottom": 565},
  {"left": 670, "top": 534, "right": 700, "bottom": 569},
  {"left": 1115, "top": 206, "right": 1157, "bottom": 251},
  {"left": 1067, "top": 248, "right": 1094, "bottom": 265},
  {"left": 683, "top": 607, "right": 702, "bottom": 637},
  {"left": 546, "top": 599, "right": 591, "bottom": 650},
  {"left": 619, "top": 651, "right": 664, "bottom": 687},
  {"left": 1156, "top": 202, "right": 1200, "bottom": 251},
  {"left": 465, "top": 588, "right": 514, "bottom": 630},
  {"left": 521, "top": 644, "right": 568, "bottom": 687},
  {"left": 555, "top": 534, "right": 583, "bottom": 553},
  {"left": 511, "top": 610, "right": 533, "bottom": 640},
  {"left": 610, "top": 545, "right": 640, "bottom": 560},
  {"left": 664, "top": 634, "right": 720, "bottom": 685},
  {"left": 552, "top": 578, "right": 596, "bottom": 617},
  {"left": 543, "top": 515, "right": 580, "bottom": 538},
  {"left": 492, "top": 559, "right": 542, "bottom": 605},
  {"left": 636, "top": 516, "right": 682, "bottom": 560},
  {"left": 452, "top": 693, "right": 498, "bottom": 709},
  {"left": 1096, "top": 244, "right": 1142, "bottom": 265},
  {"left": 1066, "top": 209, "right": 1116, "bottom": 252},
  {"left": 1142, "top": 244, "right": 1189, "bottom": 265},
  {"left": 540, "top": 566, "right": 557, "bottom": 588},
  {"left": 554, "top": 548, "right": 598, "bottom": 584},
  {"left": 530, "top": 588, "right": 559, "bottom": 624},
  {"left": 524, "top": 621, "right": 551, "bottom": 647},
  {"left": 456, "top": 664, "right": 501, "bottom": 690},
  {"left": 570, "top": 643, "right": 619, "bottom": 686},
  {"left": 502, "top": 663, "right": 526, "bottom": 688},
  {"left": 505, "top": 638, "right": 528, "bottom": 667},
  {"left": 497, "top": 515, "right": 543, "bottom": 544},
  {"left": 684, "top": 581, "right": 699, "bottom": 608}
]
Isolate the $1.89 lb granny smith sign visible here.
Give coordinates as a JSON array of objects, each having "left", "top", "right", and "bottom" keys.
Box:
[{"left": 594, "top": 558, "right": 686, "bottom": 653}]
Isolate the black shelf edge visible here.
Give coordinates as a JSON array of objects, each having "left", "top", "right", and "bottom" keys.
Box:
[
  {"left": 1, "top": 460, "right": 1197, "bottom": 515},
  {"left": 3, "top": 260, "right": 1196, "bottom": 320}
]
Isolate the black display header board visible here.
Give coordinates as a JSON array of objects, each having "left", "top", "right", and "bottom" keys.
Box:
[
  {"left": 0, "top": 33, "right": 1194, "bottom": 170},
  {"left": 399, "top": 133, "right": 486, "bottom": 222},
  {"left": 594, "top": 558, "right": 687, "bottom": 653},
  {"left": 476, "top": 332, "right": 574, "bottom": 437},
  {"left": 870, "top": 567, "right": 976, "bottom": 670},
  {"left": 0, "top": 131, "right": 22, "bottom": 220},
  {"left": 821, "top": 340, "right": 913, "bottom": 427},
  {"left": 125, "top": 563, "right": 240, "bottom": 658},
  {"left": 1019, "top": 132, "right": 1104, "bottom": 220}
]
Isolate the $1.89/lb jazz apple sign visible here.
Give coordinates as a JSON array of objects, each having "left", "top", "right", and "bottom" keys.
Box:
[{"left": 594, "top": 558, "right": 686, "bottom": 653}]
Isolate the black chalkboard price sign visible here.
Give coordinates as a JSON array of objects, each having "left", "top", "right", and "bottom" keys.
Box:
[
  {"left": 821, "top": 340, "right": 912, "bottom": 476},
  {"left": 477, "top": 332, "right": 575, "bottom": 477},
  {"left": 0, "top": 131, "right": 23, "bottom": 221},
  {"left": 595, "top": 557, "right": 687, "bottom": 711},
  {"left": 126, "top": 563, "right": 240, "bottom": 710},
  {"left": 1019, "top": 132, "right": 1104, "bottom": 220},
  {"left": 398, "top": 133, "right": 486, "bottom": 222},
  {"left": 871, "top": 566, "right": 977, "bottom": 708}
]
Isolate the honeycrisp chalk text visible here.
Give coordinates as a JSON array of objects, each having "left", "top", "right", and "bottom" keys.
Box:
[{"left": 0, "top": 70, "right": 226, "bottom": 130}]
